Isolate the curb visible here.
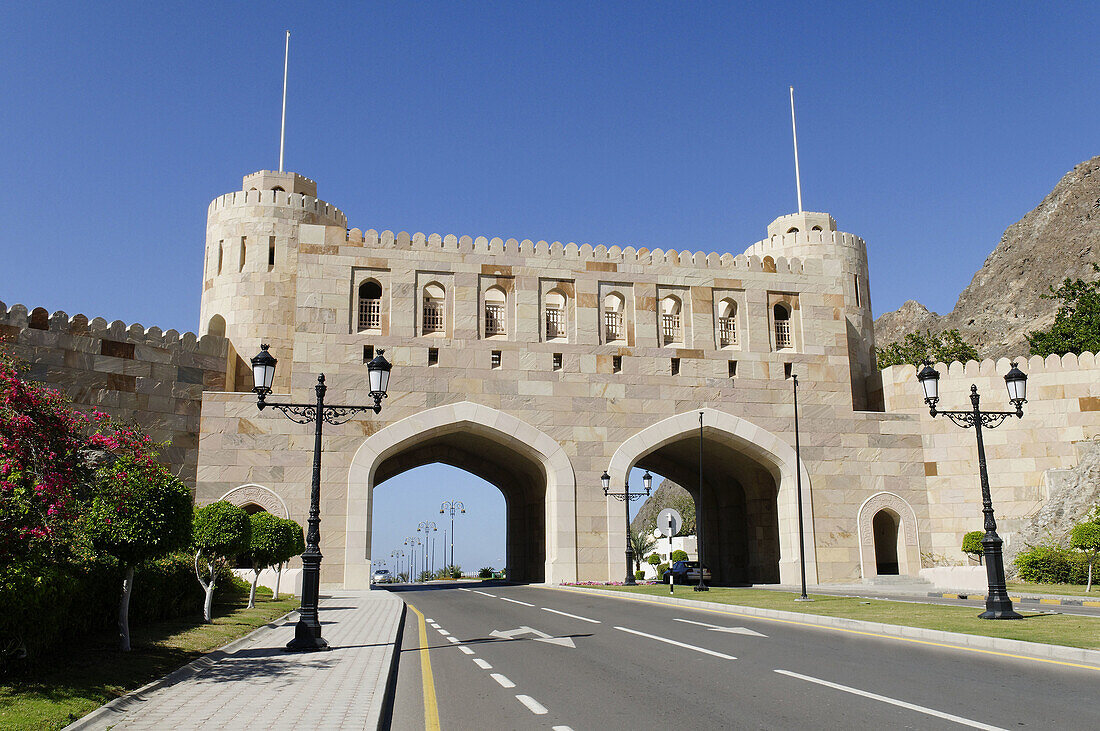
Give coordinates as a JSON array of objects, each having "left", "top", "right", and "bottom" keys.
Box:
[
  {"left": 930, "top": 591, "right": 1100, "bottom": 608},
  {"left": 63, "top": 608, "right": 300, "bottom": 731},
  {"left": 366, "top": 593, "right": 406, "bottom": 731},
  {"left": 555, "top": 586, "right": 1100, "bottom": 669}
]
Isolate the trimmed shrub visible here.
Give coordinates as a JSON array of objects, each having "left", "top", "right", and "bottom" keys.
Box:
[
  {"left": 635, "top": 570, "right": 645, "bottom": 581},
  {"left": 961, "top": 531, "right": 984, "bottom": 564},
  {"left": 657, "top": 563, "right": 670, "bottom": 577},
  {"left": 1013, "top": 545, "right": 1091, "bottom": 584},
  {"left": 670, "top": 550, "right": 689, "bottom": 562}
]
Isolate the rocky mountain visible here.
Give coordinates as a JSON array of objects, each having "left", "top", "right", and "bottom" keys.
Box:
[
  {"left": 631, "top": 479, "right": 695, "bottom": 536},
  {"left": 875, "top": 156, "right": 1100, "bottom": 359}
]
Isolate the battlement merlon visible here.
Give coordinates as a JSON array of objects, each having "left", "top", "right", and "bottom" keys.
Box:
[{"left": 243, "top": 170, "right": 317, "bottom": 196}]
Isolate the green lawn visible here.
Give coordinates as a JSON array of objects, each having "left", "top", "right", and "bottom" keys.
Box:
[
  {"left": 588, "top": 585, "right": 1100, "bottom": 652},
  {"left": 1006, "top": 582, "right": 1099, "bottom": 598},
  {"left": 0, "top": 587, "right": 299, "bottom": 731}
]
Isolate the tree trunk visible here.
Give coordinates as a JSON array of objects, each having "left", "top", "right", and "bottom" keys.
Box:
[
  {"left": 273, "top": 563, "right": 283, "bottom": 599},
  {"left": 1088, "top": 560, "right": 1094, "bottom": 593},
  {"left": 204, "top": 560, "right": 217, "bottom": 622},
  {"left": 248, "top": 567, "right": 260, "bottom": 608},
  {"left": 119, "top": 565, "right": 134, "bottom": 652}
]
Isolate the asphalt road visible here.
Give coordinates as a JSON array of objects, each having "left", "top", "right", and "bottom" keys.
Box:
[{"left": 384, "top": 581, "right": 1096, "bottom": 730}]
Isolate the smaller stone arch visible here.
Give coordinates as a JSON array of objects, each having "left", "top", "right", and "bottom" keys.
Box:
[
  {"left": 857, "top": 492, "right": 919, "bottom": 579},
  {"left": 220, "top": 484, "right": 289, "bottom": 518}
]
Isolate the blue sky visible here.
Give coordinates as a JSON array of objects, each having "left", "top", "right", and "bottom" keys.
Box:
[{"left": 3, "top": 3, "right": 1096, "bottom": 571}]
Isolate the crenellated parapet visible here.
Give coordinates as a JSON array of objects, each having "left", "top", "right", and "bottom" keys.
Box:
[{"left": 208, "top": 188, "right": 347, "bottom": 228}]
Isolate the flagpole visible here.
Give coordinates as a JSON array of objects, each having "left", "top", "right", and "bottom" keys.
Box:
[
  {"left": 789, "top": 86, "right": 803, "bottom": 214},
  {"left": 279, "top": 31, "right": 290, "bottom": 172}
]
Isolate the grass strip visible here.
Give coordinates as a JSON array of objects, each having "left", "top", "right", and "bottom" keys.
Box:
[
  {"left": 591, "top": 585, "right": 1100, "bottom": 651},
  {"left": 0, "top": 588, "right": 300, "bottom": 731},
  {"left": 1005, "top": 582, "right": 1099, "bottom": 598}
]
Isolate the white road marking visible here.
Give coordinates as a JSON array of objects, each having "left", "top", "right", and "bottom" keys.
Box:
[
  {"left": 459, "top": 646, "right": 475, "bottom": 655},
  {"left": 515, "top": 695, "right": 548, "bottom": 715},
  {"left": 446, "top": 636, "right": 460, "bottom": 644},
  {"left": 773, "top": 669, "right": 1008, "bottom": 730},
  {"left": 490, "top": 673, "right": 515, "bottom": 688},
  {"left": 551, "top": 727, "right": 573, "bottom": 731},
  {"left": 490, "top": 626, "right": 576, "bottom": 648},
  {"left": 429, "top": 623, "right": 441, "bottom": 629},
  {"left": 425, "top": 618, "right": 435, "bottom": 622},
  {"left": 458, "top": 587, "right": 472, "bottom": 591},
  {"left": 474, "top": 590, "right": 497, "bottom": 598},
  {"left": 542, "top": 607, "right": 600, "bottom": 624},
  {"left": 614, "top": 626, "right": 736, "bottom": 660},
  {"left": 437, "top": 629, "right": 450, "bottom": 636},
  {"left": 673, "top": 618, "right": 767, "bottom": 637},
  {"left": 473, "top": 658, "right": 492, "bottom": 669},
  {"left": 500, "top": 597, "right": 534, "bottom": 606}
]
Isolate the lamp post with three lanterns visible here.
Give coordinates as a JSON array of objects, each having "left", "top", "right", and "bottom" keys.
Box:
[
  {"left": 916, "top": 359, "right": 1028, "bottom": 620},
  {"left": 249, "top": 344, "right": 392, "bottom": 651}
]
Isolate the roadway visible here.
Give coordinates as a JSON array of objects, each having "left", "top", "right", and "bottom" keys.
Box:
[{"left": 383, "top": 581, "right": 1095, "bottom": 730}]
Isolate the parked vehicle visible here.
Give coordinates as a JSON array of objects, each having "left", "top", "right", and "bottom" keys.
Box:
[
  {"left": 660, "top": 560, "right": 711, "bottom": 584},
  {"left": 371, "top": 569, "right": 392, "bottom": 584}
]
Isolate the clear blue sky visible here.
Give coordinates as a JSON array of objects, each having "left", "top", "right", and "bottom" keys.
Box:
[{"left": 3, "top": 3, "right": 1096, "bottom": 572}]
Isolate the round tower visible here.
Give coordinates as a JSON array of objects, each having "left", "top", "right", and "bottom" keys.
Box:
[
  {"left": 200, "top": 170, "right": 347, "bottom": 392},
  {"left": 746, "top": 212, "right": 878, "bottom": 410}
]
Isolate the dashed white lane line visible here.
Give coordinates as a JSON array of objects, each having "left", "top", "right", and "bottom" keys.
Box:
[
  {"left": 425, "top": 618, "right": 435, "bottom": 622},
  {"left": 614, "top": 626, "right": 736, "bottom": 660},
  {"left": 542, "top": 607, "right": 600, "bottom": 624},
  {"left": 473, "top": 590, "right": 497, "bottom": 598},
  {"left": 436, "top": 629, "right": 450, "bottom": 635},
  {"left": 552, "top": 726, "right": 574, "bottom": 731},
  {"left": 500, "top": 597, "right": 534, "bottom": 607},
  {"left": 458, "top": 588, "right": 472, "bottom": 592},
  {"left": 459, "top": 646, "right": 475, "bottom": 655},
  {"left": 515, "top": 695, "right": 548, "bottom": 715},
  {"left": 473, "top": 658, "right": 492, "bottom": 670},
  {"left": 490, "top": 673, "right": 515, "bottom": 688},
  {"left": 446, "top": 637, "right": 460, "bottom": 644},
  {"left": 773, "top": 669, "right": 1007, "bottom": 730}
]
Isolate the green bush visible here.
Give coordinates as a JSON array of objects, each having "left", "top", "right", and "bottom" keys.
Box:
[
  {"left": 961, "top": 531, "right": 984, "bottom": 563},
  {"left": 1013, "top": 545, "right": 1092, "bottom": 584},
  {"left": 478, "top": 567, "right": 494, "bottom": 579},
  {"left": 670, "top": 550, "right": 689, "bottom": 562},
  {"left": 657, "top": 563, "right": 670, "bottom": 577},
  {"left": 634, "top": 570, "right": 645, "bottom": 581}
]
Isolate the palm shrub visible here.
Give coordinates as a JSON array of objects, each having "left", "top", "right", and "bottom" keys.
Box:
[
  {"left": 961, "top": 531, "right": 984, "bottom": 565},
  {"left": 192, "top": 501, "right": 251, "bottom": 621},
  {"left": 629, "top": 528, "right": 658, "bottom": 572},
  {"left": 478, "top": 566, "right": 494, "bottom": 579}
]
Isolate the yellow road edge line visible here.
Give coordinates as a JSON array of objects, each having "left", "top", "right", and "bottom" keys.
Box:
[
  {"left": 406, "top": 602, "right": 441, "bottom": 731},
  {"left": 1083, "top": 601, "right": 1100, "bottom": 608},
  {"left": 545, "top": 586, "right": 1100, "bottom": 672},
  {"left": 1039, "top": 598, "right": 1061, "bottom": 605}
]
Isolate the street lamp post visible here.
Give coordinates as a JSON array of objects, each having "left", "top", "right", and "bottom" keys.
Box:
[
  {"left": 788, "top": 374, "right": 811, "bottom": 602},
  {"left": 390, "top": 550, "right": 403, "bottom": 581},
  {"left": 440, "top": 500, "right": 466, "bottom": 569},
  {"left": 404, "top": 536, "right": 421, "bottom": 581},
  {"left": 601, "top": 469, "right": 652, "bottom": 585},
  {"left": 417, "top": 521, "right": 438, "bottom": 578},
  {"left": 916, "top": 360, "right": 1028, "bottom": 620},
  {"left": 250, "top": 344, "right": 391, "bottom": 652}
]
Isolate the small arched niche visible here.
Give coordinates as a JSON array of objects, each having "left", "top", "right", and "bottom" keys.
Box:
[{"left": 207, "top": 314, "right": 227, "bottom": 338}]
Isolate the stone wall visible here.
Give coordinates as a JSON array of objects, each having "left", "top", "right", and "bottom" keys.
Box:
[
  {"left": 0, "top": 302, "right": 229, "bottom": 489},
  {"left": 881, "top": 352, "right": 1100, "bottom": 562}
]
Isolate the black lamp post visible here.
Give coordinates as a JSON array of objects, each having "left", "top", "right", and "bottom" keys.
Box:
[
  {"left": 440, "top": 500, "right": 466, "bottom": 570},
  {"left": 916, "top": 360, "right": 1028, "bottom": 620},
  {"left": 417, "top": 521, "right": 438, "bottom": 577},
  {"left": 250, "top": 344, "right": 392, "bottom": 651},
  {"left": 602, "top": 469, "right": 652, "bottom": 585},
  {"left": 788, "top": 373, "right": 811, "bottom": 602}
]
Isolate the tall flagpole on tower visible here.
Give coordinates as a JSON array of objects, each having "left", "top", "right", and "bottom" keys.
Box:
[
  {"left": 279, "top": 31, "right": 290, "bottom": 173},
  {"left": 789, "top": 86, "right": 803, "bottom": 214}
]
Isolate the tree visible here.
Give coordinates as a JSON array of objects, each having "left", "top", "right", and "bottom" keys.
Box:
[
  {"left": 86, "top": 443, "right": 192, "bottom": 651},
  {"left": 240, "top": 512, "right": 281, "bottom": 608},
  {"left": 961, "top": 531, "right": 984, "bottom": 566},
  {"left": 670, "top": 549, "right": 689, "bottom": 562},
  {"left": 192, "top": 501, "right": 250, "bottom": 622},
  {"left": 1070, "top": 510, "right": 1100, "bottom": 592},
  {"left": 629, "top": 528, "right": 658, "bottom": 571},
  {"left": 647, "top": 553, "right": 662, "bottom": 575},
  {"left": 270, "top": 517, "right": 304, "bottom": 600},
  {"left": 1027, "top": 263, "right": 1100, "bottom": 357},
  {"left": 876, "top": 329, "right": 980, "bottom": 369}
]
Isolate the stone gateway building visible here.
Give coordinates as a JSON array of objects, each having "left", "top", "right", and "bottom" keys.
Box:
[{"left": 5, "top": 169, "right": 1098, "bottom": 587}]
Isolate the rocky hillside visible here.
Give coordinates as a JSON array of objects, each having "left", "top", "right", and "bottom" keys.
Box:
[
  {"left": 631, "top": 479, "right": 695, "bottom": 536},
  {"left": 875, "top": 156, "right": 1100, "bottom": 359}
]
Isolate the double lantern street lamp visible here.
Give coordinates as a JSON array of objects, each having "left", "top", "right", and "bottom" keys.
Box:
[
  {"left": 417, "top": 521, "right": 438, "bottom": 576},
  {"left": 601, "top": 469, "right": 652, "bottom": 585},
  {"left": 391, "top": 550, "right": 404, "bottom": 581},
  {"left": 440, "top": 500, "right": 466, "bottom": 570},
  {"left": 250, "top": 344, "right": 392, "bottom": 651},
  {"left": 916, "top": 360, "right": 1028, "bottom": 620},
  {"left": 404, "top": 536, "right": 421, "bottom": 581}
]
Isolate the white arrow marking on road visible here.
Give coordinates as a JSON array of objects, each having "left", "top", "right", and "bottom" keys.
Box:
[
  {"left": 614, "top": 626, "right": 735, "bottom": 660},
  {"left": 673, "top": 618, "right": 767, "bottom": 637},
  {"left": 489, "top": 625, "right": 577, "bottom": 649}
]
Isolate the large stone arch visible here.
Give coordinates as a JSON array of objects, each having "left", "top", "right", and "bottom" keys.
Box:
[
  {"left": 857, "top": 492, "right": 920, "bottom": 578},
  {"left": 344, "top": 401, "right": 577, "bottom": 588},
  {"left": 607, "top": 408, "right": 817, "bottom": 585},
  {"left": 220, "top": 484, "right": 289, "bottom": 518}
]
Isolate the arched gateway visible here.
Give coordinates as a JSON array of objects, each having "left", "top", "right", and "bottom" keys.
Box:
[{"left": 344, "top": 402, "right": 577, "bottom": 588}]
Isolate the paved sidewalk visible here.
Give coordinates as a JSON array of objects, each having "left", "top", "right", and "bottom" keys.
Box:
[{"left": 68, "top": 590, "right": 404, "bottom": 731}]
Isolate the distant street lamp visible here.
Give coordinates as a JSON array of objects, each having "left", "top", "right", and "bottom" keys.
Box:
[
  {"left": 917, "top": 360, "right": 1028, "bottom": 620},
  {"left": 602, "top": 469, "right": 652, "bottom": 585},
  {"left": 417, "top": 522, "right": 437, "bottom": 577},
  {"left": 251, "top": 344, "right": 391, "bottom": 652},
  {"left": 404, "top": 536, "right": 421, "bottom": 581},
  {"left": 390, "top": 550, "right": 404, "bottom": 581},
  {"left": 440, "top": 500, "right": 466, "bottom": 569}
]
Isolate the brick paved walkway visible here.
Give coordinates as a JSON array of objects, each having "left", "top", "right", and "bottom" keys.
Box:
[{"left": 69, "top": 590, "right": 404, "bottom": 731}]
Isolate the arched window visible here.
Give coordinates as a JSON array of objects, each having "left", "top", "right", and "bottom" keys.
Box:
[
  {"left": 207, "top": 314, "right": 226, "bottom": 337},
  {"left": 272, "top": 186, "right": 285, "bottom": 192},
  {"left": 239, "top": 237, "right": 247, "bottom": 272},
  {"left": 718, "top": 298, "right": 737, "bottom": 347},
  {"left": 217, "top": 241, "right": 223, "bottom": 275},
  {"left": 773, "top": 303, "right": 792, "bottom": 349},
  {"left": 810, "top": 225, "right": 822, "bottom": 231},
  {"left": 660, "top": 295, "right": 682, "bottom": 344},
  {"left": 484, "top": 286, "right": 507, "bottom": 336},
  {"left": 603, "top": 292, "right": 625, "bottom": 342},
  {"left": 423, "top": 283, "right": 445, "bottom": 334},
  {"left": 545, "top": 290, "right": 566, "bottom": 340},
  {"left": 357, "top": 280, "right": 382, "bottom": 332},
  {"left": 786, "top": 227, "right": 799, "bottom": 234}
]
